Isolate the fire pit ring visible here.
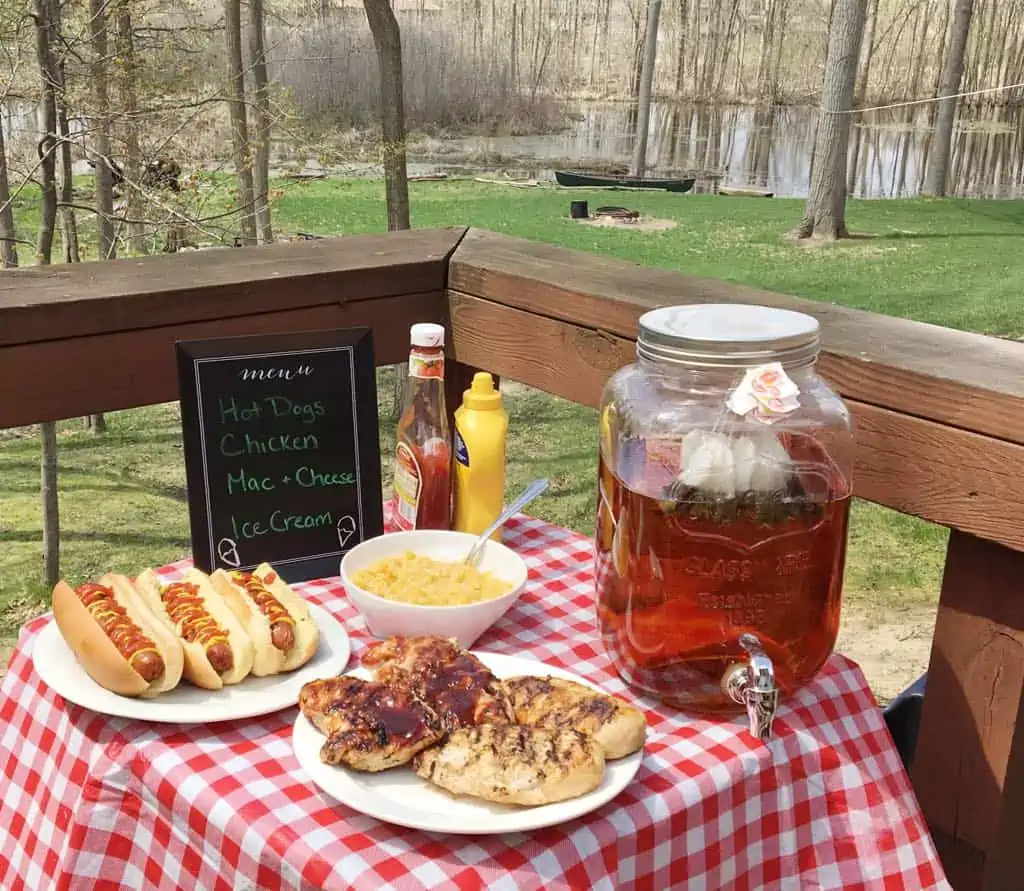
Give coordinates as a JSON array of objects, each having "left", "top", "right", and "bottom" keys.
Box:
[{"left": 594, "top": 206, "right": 641, "bottom": 222}]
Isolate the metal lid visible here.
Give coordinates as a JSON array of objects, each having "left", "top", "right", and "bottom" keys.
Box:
[{"left": 636, "top": 304, "right": 820, "bottom": 368}]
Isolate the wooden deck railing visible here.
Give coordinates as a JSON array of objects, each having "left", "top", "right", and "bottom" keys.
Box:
[{"left": 2, "top": 226, "right": 1023, "bottom": 891}]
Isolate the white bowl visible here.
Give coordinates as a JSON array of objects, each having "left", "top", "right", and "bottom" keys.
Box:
[{"left": 339, "top": 530, "right": 529, "bottom": 648}]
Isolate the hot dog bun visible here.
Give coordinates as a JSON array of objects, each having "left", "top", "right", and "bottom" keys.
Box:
[
  {"left": 134, "top": 568, "right": 255, "bottom": 690},
  {"left": 210, "top": 564, "right": 320, "bottom": 677},
  {"left": 51, "top": 574, "right": 184, "bottom": 699}
]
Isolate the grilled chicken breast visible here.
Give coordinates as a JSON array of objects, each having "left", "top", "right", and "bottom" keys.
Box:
[
  {"left": 413, "top": 723, "right": 605, "bottom": 806},
  {"left": 362, "top": 635, "right": 512, "bottom": 731},
  {"left": 299, "top": 675, "right": 444, "bottom": 771},
  {"left": 500, "top": 676, "right": 647, "bottom": 759}
]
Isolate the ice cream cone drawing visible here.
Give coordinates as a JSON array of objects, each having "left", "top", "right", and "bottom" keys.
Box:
[
  {"left": 217, "top": 537, "right": 241, "bottom": 568},
  {"left": 337, "top": 515, "right": 357, "bottom": 549}
]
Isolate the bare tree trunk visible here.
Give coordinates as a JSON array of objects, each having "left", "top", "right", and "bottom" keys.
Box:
[
  {"left": 625, "top": 1, "right": 647, "bottom": 135},
  {"left": 248, "top": 0, "right": 273, "bottom": 244},
  {"left": 732, "top": 0, "right": 745, "bottom": 97},
  {"left": 756, "top": 0, "right": 774, "bottom": 98},
  {"left": 510, "top": 1, "right": 519, "bottom": 93},
  {"left": 994, "top": 8, "right": 1014, "bottom": 93},
  {"left": 224, "top": 0, "right": 257, "bottom": 245},
  {"left": 674, "top": 0, "right": 688, "bottom": 96},
  {"left": 716, "top": 0, "right": 741, "bottom": 97},
  {"left": 529, "top": 0, "right": 543, "bottom": 89},
  {"left": 588, "top": 0, "right": 601, "bottom": 87},
  {"left": 0, "top": 105, "right": 17, "bottom": 269},
  {"left": 847, "top": 0, "right": 879, "bottom": 193},
  {"left": 40, "top": 418, "right": 59, "bottom": 587},
  {"left": 793, "top": 0, "right": 867, "bottom": 239},
  {"left": 90, "top": 0, "right": 115, "bottom": 262},
  {"left": 34, "top": 0, "right": 58, "bottom": 266},
  {"left": 600, "top": 0, "right": 612, "bottom": 83},
  {"left": 363, "top": 0, "right": 411, "bottom": 232},
  {"left": 929, "top": 0, "right": 951, "bottom": 113},
  {"left": 924, "top": 0, "right": 975, "bottom": 197},
  {"left": 969, "top": 0, "right": 994, "bottom": 96},
  {"left": 85, "top": 0, "right": 114, "bottom": 434},
  {"left": 364, "top": 0, "right": 411, "bottom": 417},
  {"left": 699, "top": 2, "right": 714, "bottom": 98},
  {"left": 53, "top": 1, "right": 95, "bottom": 427},
  {"left": 474, "top": 0, "right": 484, "bottom": 63},
  {"left": 50, "top": 0, "right": 80, "bottom": 269},
  {"left": 33, "top": 0, "right": 61, "bottom": 587},
  {"left": 631, "top": 0, "right": 662, "bottom": 177},
  {"left": 529, "top": 27, "right": 556, "bottom": 103},
  {"left": 905, "top": 3, "right": 930, "bottom": 99},
  {"left": 115, "top": 0, "right": 145, "bottom": 254},
  {"left": 56, "top": 104, "right": 79, "bottom": 264},
  {"left": 688, "top": 0, "right": 700, "bottom": 100},
  {"left": 769, "top": 0, "right": 789, "bottom": 96}
]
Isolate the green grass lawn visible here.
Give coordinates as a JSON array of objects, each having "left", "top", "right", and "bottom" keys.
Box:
[
  {"left": 3, "top": 180, "right": 1018, "bottom": 647},
  {"left": 271, "top": 179, "right": 1024, "bottom": 337},
  {"left": 11, "top": 178, "right": 1024, "bottom": 336}
]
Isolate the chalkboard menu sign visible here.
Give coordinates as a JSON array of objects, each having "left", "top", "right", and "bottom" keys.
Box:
[{"left": 176, "top": 327, "right": 383, "bottom": 583}]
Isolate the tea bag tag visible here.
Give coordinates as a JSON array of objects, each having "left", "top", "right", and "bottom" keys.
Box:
[{"left": 726, "top": 362, "right": 800, "bottom": 424}]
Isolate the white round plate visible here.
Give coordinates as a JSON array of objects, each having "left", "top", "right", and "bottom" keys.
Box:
[
  {"left": 34, "top": 603, "right": 350, "bottom": 723},
  {"left": 293, "top": 651, "right": 644, "bottom": 834}
]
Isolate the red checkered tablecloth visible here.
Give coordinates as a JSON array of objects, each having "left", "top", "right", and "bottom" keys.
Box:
[{"left": 0, "top": 515, "right": 949, "bottom": 891}]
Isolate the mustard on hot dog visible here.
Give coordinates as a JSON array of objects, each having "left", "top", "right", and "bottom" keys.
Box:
[
  {"left": 51, "top": 574, "right": 184, "bottom": 698},
  {"left": 134, "top": 568, "right": 255, "bottom": 690}
]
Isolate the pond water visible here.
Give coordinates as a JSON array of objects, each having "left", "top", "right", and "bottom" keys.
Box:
[
  {"left": 7, "top": 98, "right": 1024, "bottom": 200},
  {"left": 425, "top": 100, "right": 1024, "bottom": 200}
]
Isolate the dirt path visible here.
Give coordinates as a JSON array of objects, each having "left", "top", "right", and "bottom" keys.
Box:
[{"left": 836, "top": 604, "right": 935, "bottom": 705}]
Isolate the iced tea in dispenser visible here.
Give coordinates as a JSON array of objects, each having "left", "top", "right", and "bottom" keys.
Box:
[{"left": 595, "top": 304, "right": 854, "bottom": 740}]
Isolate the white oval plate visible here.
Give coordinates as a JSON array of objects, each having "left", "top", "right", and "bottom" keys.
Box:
[
  {"left": 33, "top": 603, "right": 350, "bottom": 723},
  {"left": 293, "top": 651, "right": 645, "bottom": 834}
]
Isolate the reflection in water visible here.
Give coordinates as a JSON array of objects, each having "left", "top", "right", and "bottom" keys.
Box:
[
  {"left": 7, "top": 96, "right": 1024, "bottom": 200},
  {"left": 449, "top": 100, "right": 1024, "bottom": 199}
]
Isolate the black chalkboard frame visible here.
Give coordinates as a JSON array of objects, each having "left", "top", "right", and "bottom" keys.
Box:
[{"left": 176, "top": 326, "right": 383, "bottom": 583}]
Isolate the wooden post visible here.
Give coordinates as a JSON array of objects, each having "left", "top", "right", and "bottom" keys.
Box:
[
  {"left": 913, "top": 531, "right": 1024, "bottom": 891},
  {"left": 984, "top": 677, "right": 1024, "bottom": 891}
]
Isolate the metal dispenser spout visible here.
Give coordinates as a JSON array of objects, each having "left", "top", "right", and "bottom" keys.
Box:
[{"left": 723, "top": 633, "right": 779, "bottom": 742}]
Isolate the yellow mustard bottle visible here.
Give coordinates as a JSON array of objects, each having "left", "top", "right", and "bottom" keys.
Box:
[{"left": 453, "top": 372, "right": 508, "bottom": 540}]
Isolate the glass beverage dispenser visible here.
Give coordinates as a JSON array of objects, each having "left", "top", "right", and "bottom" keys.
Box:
[{"left": 595, "top": 304, "right": 854, "bottom": 740}]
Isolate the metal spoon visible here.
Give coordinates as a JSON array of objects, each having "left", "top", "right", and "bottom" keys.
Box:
[{"left": 463, "top": 478, "right": 549, "bottom": 566}]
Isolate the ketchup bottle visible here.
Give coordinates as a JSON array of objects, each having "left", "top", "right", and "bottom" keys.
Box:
[{"left": 390, "top": 323, "right": 452, "bottom": 531}]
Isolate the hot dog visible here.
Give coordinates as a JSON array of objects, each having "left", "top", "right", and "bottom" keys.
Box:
[
  {"left": 51, "top": 573, "right": 184, "bottom": 698},
  {"left": 134, "top": 568, "right": 255, "bottom": 690},
  {"left": 210, "top": 563, "right": 320, "bottom": 677}
]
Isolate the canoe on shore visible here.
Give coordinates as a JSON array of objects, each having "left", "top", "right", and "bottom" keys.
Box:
[
  {"left": 554, "top": 170, "right": 696, "bottom": 193},
  {"left": 717, "top": 185, "right": 774, "bottom": 198}
]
